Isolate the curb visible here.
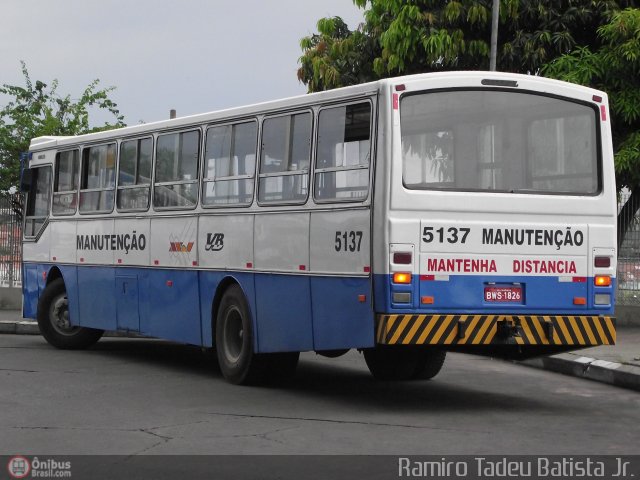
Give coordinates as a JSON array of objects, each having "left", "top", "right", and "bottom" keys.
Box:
[
  {"left": 521, "top": 354, "right": 640, "bottom": 392},
  {"left": 0, "top": 320, "right": 40, "bottom": 335},
  {"left": 0, "top": 320, "right": 141, "bottom": 338}
]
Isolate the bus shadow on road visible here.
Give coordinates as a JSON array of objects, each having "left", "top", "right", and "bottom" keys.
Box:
[
  {"left": 82, "top": 338, "right": 571, "bottom": 414},
  {"left": 88, "top": 337, "right": 222, "bottom": 376},
  {"left": 289, "top": 355, "right": 568, "bottom": 413}
]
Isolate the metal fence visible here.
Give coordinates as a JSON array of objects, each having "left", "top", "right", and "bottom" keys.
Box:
[
  {"left": 0, "top": 193, "right": 22, "bottom": 288},
  {"left": 617, "top": 190, "right": 640, "bottom": 305}
]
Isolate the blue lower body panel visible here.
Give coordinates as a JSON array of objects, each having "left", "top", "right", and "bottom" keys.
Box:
[
  {"left": 23, "top": 264, "right": 374, "bottom": 352},
  {"left": 374, "top": 273, "right": 615, "bottom": 316},
  {"left": 78, "top": 267, "right": 117, "bottom": 331},
  {"left": 255, "top": 274, "right": 313, "bottom": 353},
  {"left": 140, "top": 269, "right": 201, "bottom": 345},
  {"left": 22, "top": 264, "right": 40, "bottom": 319},
  {"left": 310, "top": 276, "right": 374, "bottom": 350}
]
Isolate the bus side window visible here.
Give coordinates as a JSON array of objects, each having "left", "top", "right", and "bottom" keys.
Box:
[
  {"left": 203, "top": 121, "right": 257, "bottom": 207},
  {"left": 117, "top": 137, "right": 152, "bottom": 211},
  {"left": 153, "top": 130, "right": 200, "bottom": 209},
  {"left": 314, "top": 102, "right": 371, "bottom": 202},
  {"left": 79, "top": 143, "right": 116, "bottom": 213},
  {"left": 258, "top": 112, "right": 311, "bottom": 204},
  {"left": 52, "top": 150, "right": 79, "bottom": 215},
  {"left": 24, "top": 166, "right": 52, "bottom": 237}
]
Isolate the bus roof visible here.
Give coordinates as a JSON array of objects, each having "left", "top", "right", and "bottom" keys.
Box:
[
  {"left": 28, "top": 71, "right": 605, "bottom": 151},
  {"left": 28, "top": 78, "right": 381, "bottom": 152}
]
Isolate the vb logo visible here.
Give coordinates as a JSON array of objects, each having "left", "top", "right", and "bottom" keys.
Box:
[{"left": 205, "top": 233, "right": 224, "bottom": 251}]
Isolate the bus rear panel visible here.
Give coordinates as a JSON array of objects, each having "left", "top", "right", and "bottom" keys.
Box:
[{"left": 374, "top": 72, "right": 616, "bottom": 359}]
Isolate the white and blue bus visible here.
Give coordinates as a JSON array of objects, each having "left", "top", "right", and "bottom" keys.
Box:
[{"left": 21, "top": 72, "right": 617, "bottom": 384}]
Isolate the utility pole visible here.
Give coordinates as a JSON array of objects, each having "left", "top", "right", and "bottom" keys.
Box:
[{"left": 490, "top": 0, "right": 500, "bottom": 71}]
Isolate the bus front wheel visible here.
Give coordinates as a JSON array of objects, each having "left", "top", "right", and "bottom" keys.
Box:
[
  {"left": 363, "top": 347, "right": 445, "bottom": 381},
  {"left": 37, "top": 278, "right": 104, "bottom": 349}
]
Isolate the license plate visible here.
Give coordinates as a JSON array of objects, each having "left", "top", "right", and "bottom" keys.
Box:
[{"left": 484, "top": 286, "right": 523, "bottom": 303}]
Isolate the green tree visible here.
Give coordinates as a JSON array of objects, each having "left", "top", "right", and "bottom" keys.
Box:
[
  {"left": 0, "top": 62, "right": 126, "bottom": 192},
  {"left": 543, "top": 8, "right": 640, "bottom": 248},
  {"left": 298, "top": 17, "right": 378, "bottom": 92},
  {"left": 298, "top": 0, "right": 636, "bottom": 91}
]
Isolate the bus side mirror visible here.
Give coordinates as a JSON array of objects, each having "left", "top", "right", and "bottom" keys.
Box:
[{"left": 20, "top": 168, "right": 33, "bottom": 192}]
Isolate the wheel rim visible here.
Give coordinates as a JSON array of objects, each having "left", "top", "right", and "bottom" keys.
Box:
[
  {"left": 48, "top": 293, "right": 79, "bottom": 336},
  {"left": 222, "top": 306, "right": 245, "bottom": 363}
]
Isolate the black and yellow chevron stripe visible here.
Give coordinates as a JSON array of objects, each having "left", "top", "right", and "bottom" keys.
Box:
[{"left": 376, "top": 314, "right": 616, "bottom": 346}]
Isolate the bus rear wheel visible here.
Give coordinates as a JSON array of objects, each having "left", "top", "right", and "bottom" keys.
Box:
[
  {"left": 37, "top": 278, "right": 103, "bottom": 349},
  {"left": 216, "top": 285, "right": 263, "bottom": 384},
  {"left": 363, "top": 347, "right": 445, "bottom": 381},
  {"left": 412, "top": 349, "right": 446, "bottom": 380},
  {"left": 216, "top": 284, "right": 299, "bottom": 385}
]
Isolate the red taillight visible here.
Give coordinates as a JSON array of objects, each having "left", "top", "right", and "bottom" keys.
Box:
[
  {"left": 393, "top": 252, "right": 412, "bottom": 264},
  {"left": 594, "top": 256, "right": 611, "bottom": 268}
]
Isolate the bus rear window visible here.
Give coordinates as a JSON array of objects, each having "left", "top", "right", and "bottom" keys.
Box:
[{"left": 400, "top": 90, "right": 600, "bottom": 195}]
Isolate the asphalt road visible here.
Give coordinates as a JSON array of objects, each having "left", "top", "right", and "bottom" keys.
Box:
[{"left": 1, "top": 334, "right": 639, "bottom": 456}]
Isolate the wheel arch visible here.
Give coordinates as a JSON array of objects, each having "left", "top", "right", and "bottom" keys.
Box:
[
  {"left": 42, "top": 265, "right": 81, "bottom": 329},
  {"left": 211, "top": 275, "right": 257, "bottom": 350},
  {"left": 45, "top": 266, "right": 63, "bottom": 286}
]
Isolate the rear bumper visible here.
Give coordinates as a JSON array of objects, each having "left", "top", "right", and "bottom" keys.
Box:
[{"left": 376, "top": 314, "right": 616, "bottom": 347}]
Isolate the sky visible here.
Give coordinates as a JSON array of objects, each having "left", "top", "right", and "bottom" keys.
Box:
[{"left": 0, "top": 0, "right": 364, "bottom": 125}]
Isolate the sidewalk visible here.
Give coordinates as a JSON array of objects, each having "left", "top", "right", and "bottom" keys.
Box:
[
  {"left": 1, "top": 309, "right": 638, "bottom": 391},
  {"left": 520, "top": 326, "right": 640, "bottom": 391}
]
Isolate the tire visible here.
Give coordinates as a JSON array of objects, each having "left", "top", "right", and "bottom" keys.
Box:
[
  {"left": 215, "top": 284, "right": 268, "bottom": 385},
  {"left": 363, "top": 346, "right": 421, "bottom": 381},
  {"left": 364, "top": 347, "right": 445, "bottom": 381},
  {"left": 412, "top": 349, "right": 446, "bottom": 380},
  {"left": 37, "top": 278, "right": 103, "bottom": 349}
]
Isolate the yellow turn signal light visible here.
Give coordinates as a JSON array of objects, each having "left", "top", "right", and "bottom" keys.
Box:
[
  {"left": 392, "top": 272, "right": 412, "bottom": 284},
  {"left": 594, "top": 275, "right": 611, "bottom": 287}
]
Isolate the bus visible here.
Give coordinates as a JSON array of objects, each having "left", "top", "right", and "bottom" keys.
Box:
[{"left": 21, "top": 71, "right": 617, "bottom": 384}]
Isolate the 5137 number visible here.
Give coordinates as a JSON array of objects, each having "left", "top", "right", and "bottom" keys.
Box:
[
  {"left": 422, "top": 226, "right": 470, "bottom": 244},
  {"left": 335, "top": 231, "right": 363, "bottom": 252}
]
